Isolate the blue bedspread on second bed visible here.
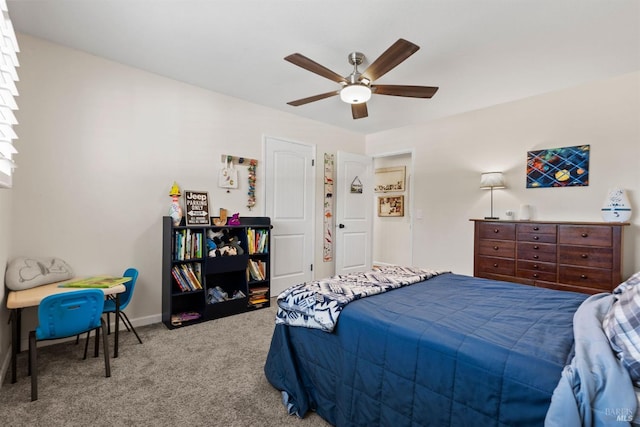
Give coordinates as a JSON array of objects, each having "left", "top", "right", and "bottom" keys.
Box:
[{"left": 264, "top": 273, "right": 588, "bottom": 427}]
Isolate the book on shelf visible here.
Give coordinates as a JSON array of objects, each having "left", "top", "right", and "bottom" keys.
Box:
[
  {"left": 248, "top": 295, "right": 269, "bottom": 307},
  {"left": 249, "top": 286, "right": 269, "bottom": 296},
  {"left": 171, "top": 264, "right": 202, "bottom": 292},
  {"left": 247, "top": 228, "right": 269, "bottom": 255},
  {"left": 171, "top": 311, "right": 201, "bottom": 326},
  {"left": 173, "top": 229, "right": 204, "bottom": 261},
  {"left": 247, "top": 259, "right": 266, "bottom": 281},
  {"left": 181, "top": 263, "right": 202, "bottom": 290},
  {"left": 171, "top": 266, "right": 188, "bottom": 292}
]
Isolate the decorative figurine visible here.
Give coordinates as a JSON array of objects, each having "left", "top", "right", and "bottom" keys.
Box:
[
  {"left": 601, "top": 187, "right": 632, "bottom": 222},
  {"left": 213, "top": 208, "right": 228, "bottom": 226},
  {"left": 228, "top": 213, "right": 241, "bottom": 226},
  {"left": 169, "top": 182, "right": 183, "bottom": 226}
]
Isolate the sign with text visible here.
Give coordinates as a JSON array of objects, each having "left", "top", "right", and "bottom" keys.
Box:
[{"left": 184, "top": 190, "right": 210, "bottom": 225}]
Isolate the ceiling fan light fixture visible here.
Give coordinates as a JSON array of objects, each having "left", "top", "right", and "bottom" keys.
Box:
[{"left": 340, "top": 84, "right": 372, "bottom": 104}]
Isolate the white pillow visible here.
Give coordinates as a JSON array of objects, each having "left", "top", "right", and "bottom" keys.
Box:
[{"left": 5, "top": 257, "right": 74, "bottom": 291}]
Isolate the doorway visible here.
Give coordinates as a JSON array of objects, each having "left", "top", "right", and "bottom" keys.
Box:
[{"left": 372, "top": 151, "right": 413, "bottom": 267}]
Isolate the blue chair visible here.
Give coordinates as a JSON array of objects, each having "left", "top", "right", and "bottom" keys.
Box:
[
  {"left": 104, "top": 268, "right": 142, "bottom": 344},
  {"left": 82, "top": 267, "right": 142, "bottom": 359},
  {"left": 29, "top": 289, "right": 110, "bottom": 401}
]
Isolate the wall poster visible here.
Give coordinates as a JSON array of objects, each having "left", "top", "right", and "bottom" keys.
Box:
[{"left": 526, "top": 145, "right": 590, "bottom": 188}]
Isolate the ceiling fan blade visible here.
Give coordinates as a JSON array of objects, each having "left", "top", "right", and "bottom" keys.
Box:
[
  {"left": 287, "top": 90, "right": 340, "bottom": 106},
  {"left": 285, "top": 53, "right": 348, "bottom": 84},
  {"left": 360, "top": 39, "right": 420, "bottom": 82},
  {"left": 351, "top": 103, "right": 368, "bottom": 120},
  {"left": 372, "top": 85, "right": 439, "bottom": 98}
]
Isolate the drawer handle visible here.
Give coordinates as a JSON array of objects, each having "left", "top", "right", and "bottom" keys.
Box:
[
  {"left": 533, "top": 273, "right": 539, "bottom": 278},
  {"left": 493, "top": 229, "right": 499, "bottom": 233},
  {"left": 533, "top": 245, "right": 539, "bottom": 250},
  {"left": 493, "top": 263, "right": 499, "bottom": 268},
  {"left": 493, "top": 246, "right": 499, "bottom": 250},
  {"left": 533, "top": 236, "right": 539, "bottom": 240},
  {"left": 533, "top": 264, "right": 539, "bottom": 269},
  {"left": 581, "top": 233, "right": 588, "bottom": 238},
  {"left": 533, "top": 255, "right": 539, "bottom": 259},
  {"left": 533, "top": 226, "right": 539, "bottom": 231},
  {"left": 581, "top": 254, "right": 588, "bottom": 259},
  {"left": 580, "top": 274, "right": 588, "bottom": 280}
]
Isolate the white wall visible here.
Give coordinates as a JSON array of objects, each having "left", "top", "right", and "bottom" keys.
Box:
[
  {"left": 1, "top": 34, "right": 364, "bottom": 357},
  {"left": 367, "top": 71, "right": 640, "bottom": 278},
  {"left": 0, "top": 189, "right": 11, "bottom": 376}
]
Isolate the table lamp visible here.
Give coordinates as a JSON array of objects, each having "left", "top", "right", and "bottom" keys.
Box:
[{"left": 480, "top": 172, "right": 505, "bottom": 220}]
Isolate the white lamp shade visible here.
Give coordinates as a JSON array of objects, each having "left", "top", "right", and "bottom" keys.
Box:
[
  {"left": 480, "top": 172, "right": 506, "bottom": 189},
  {"left": 340, "top": 84, "right": 372, "bottom": 104}
]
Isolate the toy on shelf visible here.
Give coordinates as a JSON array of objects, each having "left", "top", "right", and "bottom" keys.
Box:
[
  {"left": 213, "top": 208, "right": 228, "bottom": 226},
  {"left": 206, "top": 228, "right": 244, "bottom": 257},
  {"left": 169, "top": 182, "right": 183, "bottom": 226},
  {"left": 228, "top": 213, "right": 241, "bottom": 226}
]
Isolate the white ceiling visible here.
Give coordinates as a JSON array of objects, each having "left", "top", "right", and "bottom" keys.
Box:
[{"left": 7, "top": 0, "right": 640, "bottom": 135}]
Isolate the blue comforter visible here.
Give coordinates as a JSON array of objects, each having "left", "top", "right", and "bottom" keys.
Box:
[{"left": 264, "top": 273, "right": 588, "bottom": 426}]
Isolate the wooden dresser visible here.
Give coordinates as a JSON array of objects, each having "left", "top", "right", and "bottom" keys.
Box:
[{"left": 471, "top": 219, "right": 628, "bottom": 294}]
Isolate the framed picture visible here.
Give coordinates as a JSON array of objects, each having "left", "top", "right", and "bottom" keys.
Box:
[
  {"left": 374, "top": 166, "right": 405, "bottom": 193},
  {"left": 526, "top": 145, "right": 590, "bottom": 188},
  {"left": 378, "top": 195, "right": 404, "bottom": 217},
  {"left": 184, "top": 190, "right": 210, "bottom": 225}
]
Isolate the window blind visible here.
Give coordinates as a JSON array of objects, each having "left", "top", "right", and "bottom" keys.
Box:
[{"left": 0, "top": 0, "right": 19, "bottom": 188}]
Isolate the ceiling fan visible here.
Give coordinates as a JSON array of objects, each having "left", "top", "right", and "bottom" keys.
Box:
[{"left": 285, "top": 38, "right": 439, "bottom": 120}]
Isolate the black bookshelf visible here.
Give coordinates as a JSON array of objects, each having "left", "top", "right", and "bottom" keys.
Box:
[{"left": 162, "top": 216, "right": 271, "bottom": 329}]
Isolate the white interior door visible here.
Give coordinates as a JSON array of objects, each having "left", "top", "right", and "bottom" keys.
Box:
[
  {"left": 335, "top": 151, "right": 373, "bottom": 275},
  {"left": 264, "top": 137, "right": 315, "bottom": 295}
]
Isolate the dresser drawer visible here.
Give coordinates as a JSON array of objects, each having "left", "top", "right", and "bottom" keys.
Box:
[
  {"left": 516, "top": 223, "right": 556, "bottom": 235},
  {"left": 517, "top": 242, "right": 557, "bottom": 262},
  {"left": 478, "top": 222, "right": 515, "bottom": 240},
  {"left": 559, "top": 266, "right": 612, "bottom": 290},
  {"left": 478, "top": 240, "right": 515, "bottom": 258},
  {"left": 517, "top": 260, "right": 557, "bottom": 282},
  {"left": 558, "top": 225, "right": 612, "bottom": 247},
  {"left": 558, "top": 246, "right": 613, "bottom": 269},
  {"left": 516, "top": 232, "right": 557, "bottom": 244},
  {"left": 517, "top": 260, "right": 557, "bottom": 274},
  {"left": 477, "top": 256, "right": 515, "bottom": 276}
]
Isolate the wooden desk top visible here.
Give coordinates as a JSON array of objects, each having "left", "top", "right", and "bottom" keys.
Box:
[{"left": 7, "top": 279, "right": 127, "bottom": 309}]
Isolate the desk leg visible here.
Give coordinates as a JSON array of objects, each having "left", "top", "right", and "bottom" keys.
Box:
[
  {"left": 10, "top": 308, "right": 21, "bottom": 384},
  {"left": 114, "top": 294, "right": 120, "bottom": 358}
]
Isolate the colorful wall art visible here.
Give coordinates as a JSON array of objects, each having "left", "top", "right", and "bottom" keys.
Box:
[{"left": 526, "top": 145, "right": 590, "bottom": 188}]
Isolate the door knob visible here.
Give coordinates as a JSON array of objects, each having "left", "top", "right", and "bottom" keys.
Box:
[{"left": 338, "top": 224, "right": 345, "bottom": 228}]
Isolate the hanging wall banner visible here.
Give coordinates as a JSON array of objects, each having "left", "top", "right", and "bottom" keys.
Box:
[{"left": 323, "top": 153, "right": 334, "bottom": 262}]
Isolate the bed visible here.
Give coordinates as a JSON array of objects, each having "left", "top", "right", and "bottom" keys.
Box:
[{"left": 264, "top": 268, "right": 638, "bottom": 426}]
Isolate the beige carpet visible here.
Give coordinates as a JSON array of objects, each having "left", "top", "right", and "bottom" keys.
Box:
[{"left": 0, "top": 302, "right": 330, "bottom": 427}]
